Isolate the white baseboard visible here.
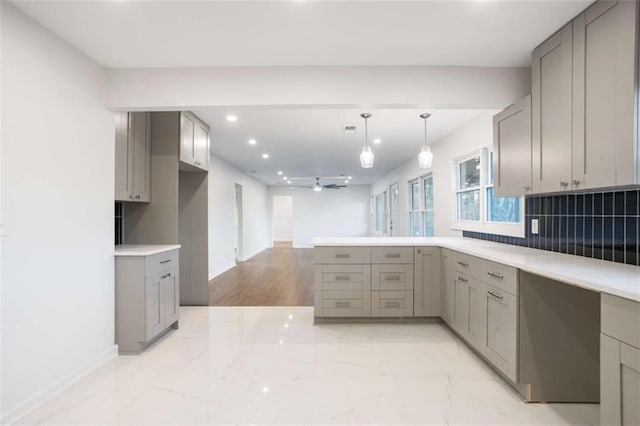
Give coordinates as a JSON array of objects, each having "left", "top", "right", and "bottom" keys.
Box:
[
  {"left": 208, "top": 262, "right": 236, "bottom": 280},
  {"left": 3, "top": 345, "right": 118, "bottom": 425}
]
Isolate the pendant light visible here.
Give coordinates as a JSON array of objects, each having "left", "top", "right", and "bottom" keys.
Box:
[
  {"left": 360, "top": 113, "right": 374, "bottom": 168},
  {"left": 418, "top": 113, "right": 433, "bottom": 169}
]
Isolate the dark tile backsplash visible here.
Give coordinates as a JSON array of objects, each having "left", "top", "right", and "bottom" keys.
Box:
[
  {"left": 115, "top": 202, "right": 123, "bottom": 245},
  {"left": 463, "top": 189, "right": 640, "bottom": 266}
]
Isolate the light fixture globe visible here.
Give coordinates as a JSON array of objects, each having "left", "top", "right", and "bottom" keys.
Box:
[
  {"left": 418, "top": 112, "right": 433, "bottom": 169},
  {"left": 418, "top": 145, "right": 433, "bottom": 168},
  {"left": 360, "top": 146, "right": 375, "bottom": 168}
]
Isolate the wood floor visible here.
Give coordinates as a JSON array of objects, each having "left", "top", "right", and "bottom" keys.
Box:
[{"left": 209, "top": 242, "right": 314, "bottom": 306}]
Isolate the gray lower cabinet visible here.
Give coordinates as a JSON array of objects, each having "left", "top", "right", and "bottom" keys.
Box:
[
  {"left": 115, "top": 112, "right": 151, "bottom": 202},
  {"left": 116, "top": 249, "right": 180, "bottom": 354},
  {"left": 441, "top": 249, "right": 454, "bottom": 324},
  {"left": 601, "top": 294, "right": 640, "bottom": 426},
  {"left": 483, "top": 283, "right": 518, "bottom": 382},
  {"left": 413, "top": 247, "right": 440, "bottom": 317}
]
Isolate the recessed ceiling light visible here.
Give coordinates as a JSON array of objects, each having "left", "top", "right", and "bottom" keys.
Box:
[
  {"left": 348, "top": 176, "right": 352, "bottom": 179},
  {"left": 373, "top": 138, "right": 382, "bottom": 145},
  {"left": 277, "top": 171, "right": 283, "bottom": 175},
  {"left": 226, "top": 115, "right": 238, "bottom": 122},
  {"left": 262, "top": 153, "right": 269, "bottom": 159},
  {"left": 345, "top": 180, "right": 349, "bottom": 184},
  {"left": 287, "top": 180, "right": 292, "bottom": 184},
  {"left": 248, "top": 139, "right": 257, "bottom": 145}
]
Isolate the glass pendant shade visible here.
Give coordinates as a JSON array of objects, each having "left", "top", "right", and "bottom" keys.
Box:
[
  {"left": 418, "top": 145, "right": 433, "bottom": 169},
  {"left": 360, "top": 146, "right": 375, "bottom": 168}
]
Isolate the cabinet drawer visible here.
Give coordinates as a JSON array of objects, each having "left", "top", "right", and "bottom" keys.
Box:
[
  {"left": 602, "top": 294, "right": 640, "bottom": 349},
  {"left": 450, "top": 251, "right": 479, "bottom": 276},
  {"left": 372, "top": 247, "right": 414, "bottom": 264},
  {"left": 372, "top": 291, "right": 413, "bottom": 317},
  {"left": 316, "top": 290, "right": 370, "bottom": 317},
  {"left": 372, "top": 264, "right": 413, "bottom": 291},
  {"left": 145, "top": 250, "right": 179, "bottom": 276},
  {"left": 323, "top": 299, "right": 363, "bottom": 309},
  {"left": 478, "top": 259, "right": 518, "bottom": 295},
  {"left": 314, "top": 264, "right": 370, "bottom": 291},
  {"left": 314, "top": 247, "right": 371, "bottom": 264}
]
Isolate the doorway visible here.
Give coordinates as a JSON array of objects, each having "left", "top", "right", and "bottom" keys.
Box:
[
  {"left": 234, "top": 183, "right": 243, "bottom": 262},
  {"left": 389, "top": 182, "right": 399, "bottom": 236},
  {"left": 272, "top": 195, "right": 293, "bottom": 246}
]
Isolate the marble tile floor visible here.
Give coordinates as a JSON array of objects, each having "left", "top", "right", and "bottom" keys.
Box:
[{"left": 17, "top": 307, "right": 599, "bottom": 425}]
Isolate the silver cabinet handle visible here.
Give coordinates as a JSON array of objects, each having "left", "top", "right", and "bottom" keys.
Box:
[
  {"left": 334, "top": 275, "right": 351, "bottom": 281},
  {"left": 385, "top": 253, "right": 401, "bottom": 259},
  {"left": 160, "top": 259, "right": 172, "bottom": 264},
  {"left": 458, "top": 276, "right": 468, "bottom": 283},
  {"left": 487, "top": 290, "right": 504, "bottom": 299},
  {"left": 161, "top": 272, "right": 172, "bottom": 279},
  {"left": 457, "top": 261, "right": 469, "bottom": 267},
  {"left": 384, "top": 301, "right": 401, "bottom": 308},
  {"left": 135, "top": 194, "right": 141, "bottom": 199},
  {"left": 334, "top": 301, "right": 350, "bottom": 308},
  {"left": 384, "top": 275, "right": 401, "bottom": 281},
  {"left": 129, "top": 195, "right": 134, "bottom": 200},
  {"left": 487, "top": 271, "right": 504, "bottom": 279},
  {"left": 335, "top": 254, "right": 351, "bottom": 259},
  {"left": 572, "top": 180, "right": 580, "bottom": 187},
  {"left": 523, "top": 186, "right": 531, "bottom": 191},
  {"left": 560, "top": 181, "right": 569, "bottom": 188}
]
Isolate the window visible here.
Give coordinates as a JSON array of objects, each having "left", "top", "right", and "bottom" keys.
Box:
[
  {"left": 456, "top": 155, "right": 481, "bottom": 221},
  {"left": 486, "top": 151, "right": 520, "bottom": 223},
  {"left": 453, "top": 148, "right": 524, "bottom": 237},
  {"left": 374, "top": 192, "right": 386, "bottom": 235},
  {"left": 409, "top": 174, "right": 434, "bottom": 237}
]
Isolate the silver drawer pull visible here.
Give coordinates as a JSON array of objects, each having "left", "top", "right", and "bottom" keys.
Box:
[
  {"left": 458, "top": 276, "right": 468, "bottom": 283},
  {"left": 335, "top": 275, "right": 351, "bottom": 281},
  {"left": 335, "top": 254, "right": 351, "bottom": 259},
  {"left": 385, "top": 253, "right": 401, "bottom": 259},
  {"left": 384, "top": 275, "right": 401, "bottom": 281},
  {"left": 160, "top": 259, "right": 172, "bottom": 264},
  {"left": 487, "top": 290, "right": 504, "bottom": 300},
  {"left": 335, "top": 301, "right": 351, "bottom": 308},
  {"left": 487, "top": 271, "right": 504, "bottom": 279},
  {"left": 384, "top": 302, "right": 401, "bottom": 308},
  {"left": 457, "top": 261, "right": 469, "bottom": 267}
]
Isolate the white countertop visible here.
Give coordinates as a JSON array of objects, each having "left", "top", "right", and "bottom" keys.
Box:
[
  {"left": 114, "top": 244, "right": 181, "bottom": 257},
  {"left": 312, "top": 237, "right": 640, "bottom": 303}
]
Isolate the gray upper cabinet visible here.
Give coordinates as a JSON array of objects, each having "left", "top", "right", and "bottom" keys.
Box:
[
  {"left": 115, "top": 112, "right": 151, "bottom": 202},
  {"left": 180, "top": 112, "right": 209, "bottom": 172},
  {"left": 493, "top": 95, "right": 532, "bottom": 197},
  {"left": 572, "top": 0, "right": 638, "bottom": 190},
  {"left": 532, "top": 23, "right": 573, "bottom": 194}
]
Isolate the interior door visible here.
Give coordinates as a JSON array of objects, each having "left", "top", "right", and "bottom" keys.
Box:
[{"left": 389, "top": 183, "right": 399, "bottom": 236}]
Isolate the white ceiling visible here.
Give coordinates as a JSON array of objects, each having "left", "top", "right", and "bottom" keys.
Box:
[
  {"left": 11, "top": 0, "right": 591, "bottom": 68},
  {"left": 193, "top": 107, "right": 490, "bottom": 185}
]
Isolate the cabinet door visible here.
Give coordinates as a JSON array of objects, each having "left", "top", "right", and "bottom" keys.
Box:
[
  {"left": 144, "top": 274, "right": 164, "bottom": 341},
  {"left": 493, "top": 95, "right": 532, "bottom": 197},
  {"left": 467, "top": 278, "right": 487, "bottom": 350},
  {"left": 572, "top": 0, "right": 638, "bottom": 190},
  {"left": 484, "top": 285, "right": 518, "bottom": 382},
  {"left": 452, "top": 274, "right": 470, "bottom": 338},
  {"left": 114, "top": 112, "right": 133, "bottom": 201},
  {"left": 180, "top": 112, "right": 195, "bottom": 166},
  {"left": 602, "top": 334, "right": 640, "bottom": 426},
  {"left": 162, "top": 269, "right": 179, "bottom": 326},
  {"left": 441, "top": 250, "right": 454, "bottom": 324},
  {"left": 414, "top": 247, "right": 439, "bottom": 316},
  {"left": 194, "top": 121, "right": 210, "bottom": 171},
  {"left": 129, "top": 112, "right": 151, "bottom": 202},
  {"left": 532, "top": 23, "right": 573, "bottom": 193}
]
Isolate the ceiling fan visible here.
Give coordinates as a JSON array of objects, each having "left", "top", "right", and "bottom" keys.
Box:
[{"left": 286, "top": 177, "right": 348, "bottom": 191}]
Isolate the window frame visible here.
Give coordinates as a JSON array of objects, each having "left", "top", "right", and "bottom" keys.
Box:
[
  {"left": 373, "top": 191, "right": 387, "bottom": 236},
  {"left": 409, "top": 173, "right": 434, "bottom": 237},
  {"left": 452, "top": 147, "right": 525, "bottom": 238}
]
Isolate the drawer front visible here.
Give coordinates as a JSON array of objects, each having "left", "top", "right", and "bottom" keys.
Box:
[
  {"left": 372, "top": 264, "right": 413, "bottom": 291},
  {"left": 314, "top": 247, "right": 371, "bottom": 264},
  {"left": 372, "top": 247, "right": 414, "bottom": 264},
  {"left": 372, "top": 291, "right": 414, "bottom": 317},
  {"left": 602, "top": 293, "right": 640, "bottom": 349},
  {"left": 478, "top": 259, "right": 518, "bottom": 295},
  {"left": 314, "top": 265, "right": 370, "bottom": 291},
  {"left": 315, "top": 290, "right": 371, "bottom": 317},
  {"left": 450, "top": 251, "right": 479, "bottom": 276},
  {"left": 145, "top": 250, "right": 179, "bottom": 276}
]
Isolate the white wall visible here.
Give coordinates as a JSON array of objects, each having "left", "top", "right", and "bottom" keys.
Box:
[
  {"left": 208, "top": 155, "right": 271, "bottom": 279},
  {"left": 371, "top": 112, "right": 497, "bottom": 237},
  {"left": 107, "top": 66, "right": 530, "bottom": 111},
  {"left": 269, "top": 185, "right": 371, "bottom": 248},
  {"left": 1, "top": 4, "right": 116, "bottom": 422},
  {"left": 272, "top": 196, "right": 293, "bottom": 242}
]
